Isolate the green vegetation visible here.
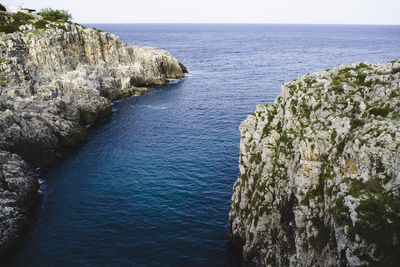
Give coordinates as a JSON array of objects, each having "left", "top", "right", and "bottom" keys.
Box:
[
  {"left": 304, "top": 76, "right": 317, "bottom": 87},
  {"left": 348, "top": 178, "right": 380, "bottom": 198},
  {"left": 355, "top": 62, "right": 371, "bottom": 70},
  {"left": 336, "top": 139, "right": 346, "bottom": 156},
  {"left": 332, "top": 79, "right": 344, "bottom": 94},
  {"left": 330, "top": 196, "right": 351, "bottom": 226},
  {"left": 353, "top": 196, "right": 400, "bottom": 264},
  {"left": 291, "top": 105, "right": 297, "bottom": 114},
  {"left": 49, "top": 23, "right": 67, "bottom": 32},
  {"left": 328, "top": 175, "right": 400, "bottom": 265},
  {"left": 369, "top": 105, "right": 391, "bottom": 117},
  {"left": 354, "top": 189, "right": 400, "bottom": 264},
  {"left": 300, "top": 159, "right": 334, "bottom": 206},
  {"left": 350, "top": 118, "right": 364, "bottom": 130},
  {"left": 0, "top": 3, "right": 6, "bottom": 12},
  {"left": 38, "top": 8, "right": 72, "bottom": 22},
  {"left": 332, "top": 62, "right": 375, "bottom": 93},
  {"left": 0, "top": 12, "right": 33, "bottom": 33},
  {"left": 330, "top": 129, "right": 337, "bottom": 143},
  {"left": 92, "top": 27, "right": 104, "bottom": 33},
  {"left": 250, "top": 153, "right": 262, "bottom": 164},
  {"left": 33, "top": 19, "right": 47, "bottom": 29},
  {"left": 390, "top": 90, "right": 399, "bottom": 97},
  {"left": 309, "top": 217, "right": 331, "bottom": 250},
  {"left": 288, "top": 83, "right": 297, "bottom": 96},
  {"left": 0, "top": 8, "right": 73, "bottom": 33},
  {"left": 262, "top": 124, "right": 271, "bottom": 137},
  {"left": 391, "top": 66, "right": 400, "bottom": 74},
  {"left": 302, "top": 103, "right": 312, "bottom": 119},
  {"left": 356, "top": 71, "right": 373, "bottom": 87}
]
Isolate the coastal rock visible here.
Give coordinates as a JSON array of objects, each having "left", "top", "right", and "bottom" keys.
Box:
[
  {"left": 0, "top": 22, "right": 187, "bottom": 165},
  {"left": 0, "top": 151, "right": 38, "bottom": 253},
  {"left": 0, "top": 20, "right": 186, "bottom": 252},
  {"left": 230, "top": 60, "right": 400, "bottom": 266}
]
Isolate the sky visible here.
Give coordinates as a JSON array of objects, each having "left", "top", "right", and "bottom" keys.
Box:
[{"left": 1, "top": 0, "right": 400, "bottom": 25}]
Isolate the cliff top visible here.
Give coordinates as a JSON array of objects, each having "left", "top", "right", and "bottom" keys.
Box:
[{"left": 0, "top": 8, "right": 76, "bottom": 34}]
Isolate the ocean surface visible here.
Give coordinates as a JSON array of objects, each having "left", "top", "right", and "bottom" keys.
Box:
[{"left": 4, "top": 24, "right": 400, "bottom": 266}]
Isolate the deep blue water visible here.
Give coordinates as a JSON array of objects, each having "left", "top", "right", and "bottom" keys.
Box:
[{"left": 4, "top": 24, "right": 400, "bottom": 266}]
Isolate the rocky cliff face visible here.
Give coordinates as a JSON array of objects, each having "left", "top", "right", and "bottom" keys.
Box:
[
  {"left": 0, "top": 22, "right": 187, "bottom": 164},
  {"left": 0, "top": 151, "right": 38, "bottom": 252},
  {"left": 0, "top": 21, "right": 186, "bottom": 252},
  {"left": 230, "top": 60, "right": 400, "bottom": 266}
]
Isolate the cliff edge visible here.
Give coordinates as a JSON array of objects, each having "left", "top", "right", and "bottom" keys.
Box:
[
  {"left": 230, "top": 60, "right": 400, "bottom": 266},
  {"left": 0, "top": 15, "right": 187, "bottom": 252}
]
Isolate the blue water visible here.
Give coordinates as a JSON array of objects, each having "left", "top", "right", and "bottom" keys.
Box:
[{"left": 4, "top": 24, "right": 400, "bottom": 266}]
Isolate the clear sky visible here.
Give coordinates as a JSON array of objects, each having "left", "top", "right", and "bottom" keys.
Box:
[{"left": 2, "top": 0, "right": 400, "bottom": 25}]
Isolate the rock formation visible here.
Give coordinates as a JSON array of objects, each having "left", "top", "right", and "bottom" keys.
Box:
[
  {"left": 0, "top": 151, "right": 38, "bottom": 252},
  {"left": 0, "top": 18, "right": 187, "bottom": 252},
  {"left": 230, "top": 60, "right": 400, "bottom": 266}
]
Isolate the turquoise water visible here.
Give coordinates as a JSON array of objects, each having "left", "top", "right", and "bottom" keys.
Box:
[{"left": 4, "top": 24, "right": 400, "bottom": 266}]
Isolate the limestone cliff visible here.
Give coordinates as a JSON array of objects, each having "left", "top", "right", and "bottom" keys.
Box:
[
  {"left": 230, "top": 60, "right": 400, "bottom": 266},
  {"left": 0, "top": 22, "right": 187, "bottom": 164},
  {"left": 0, "top": 19, "right": 186, "bottom": 252}
]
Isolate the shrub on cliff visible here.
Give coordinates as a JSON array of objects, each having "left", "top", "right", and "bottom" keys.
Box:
[
  {"left": 33, "top": 19, "right": 48, "bottom": 29},
  {"left": 0, "top": 12, "right": 33, "bottom": 33},
  {"left": 12, "top": 12, "right": 33, "bottom": 22},
  {"left": 38, "top": 8, "right": 72, "bottom": 22}
]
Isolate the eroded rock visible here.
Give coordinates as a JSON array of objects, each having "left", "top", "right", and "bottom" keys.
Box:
[
  {"left": 230, "top": 60, "right": 400, "bottom": 266},
  {"left": 0, "top": 151, "right": 38, "bottom": 253}
]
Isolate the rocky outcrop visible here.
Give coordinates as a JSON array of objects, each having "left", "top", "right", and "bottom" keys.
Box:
[
  {"left": 0, "top": 20, "right": 186, "bottom": 252},
  {"left": 230, "top": 60, "right": 400, "bottom": 266},
  {"left": 0, "top": 151, "right": 38, "bottom": 252},
  {"left": 0, "top": 22, "right": 187, "bottom": 164}
]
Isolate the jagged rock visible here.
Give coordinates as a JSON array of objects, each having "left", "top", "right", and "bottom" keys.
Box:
[
  {"left": 230, "top": 60, "right": 400, "bottom": 266},
  {"left": 0, "top": 20, "right": 186, "bottom": 253},
  {"left": 0, "top": 150, "right": 38, "bottom": 253}
]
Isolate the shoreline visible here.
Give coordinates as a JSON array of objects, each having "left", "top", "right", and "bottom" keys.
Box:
[{"left": 0, "top": 18, "right": 187, "bottom": 253}]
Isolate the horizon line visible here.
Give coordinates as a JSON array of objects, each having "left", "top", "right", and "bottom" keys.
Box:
[{"left": 79, "top": 21, "right": 400, "bottom": 27}]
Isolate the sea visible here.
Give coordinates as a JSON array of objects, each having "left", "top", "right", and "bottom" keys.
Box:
[{"left": 4, "top": 24, "right": 400, "bottom": 266}]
